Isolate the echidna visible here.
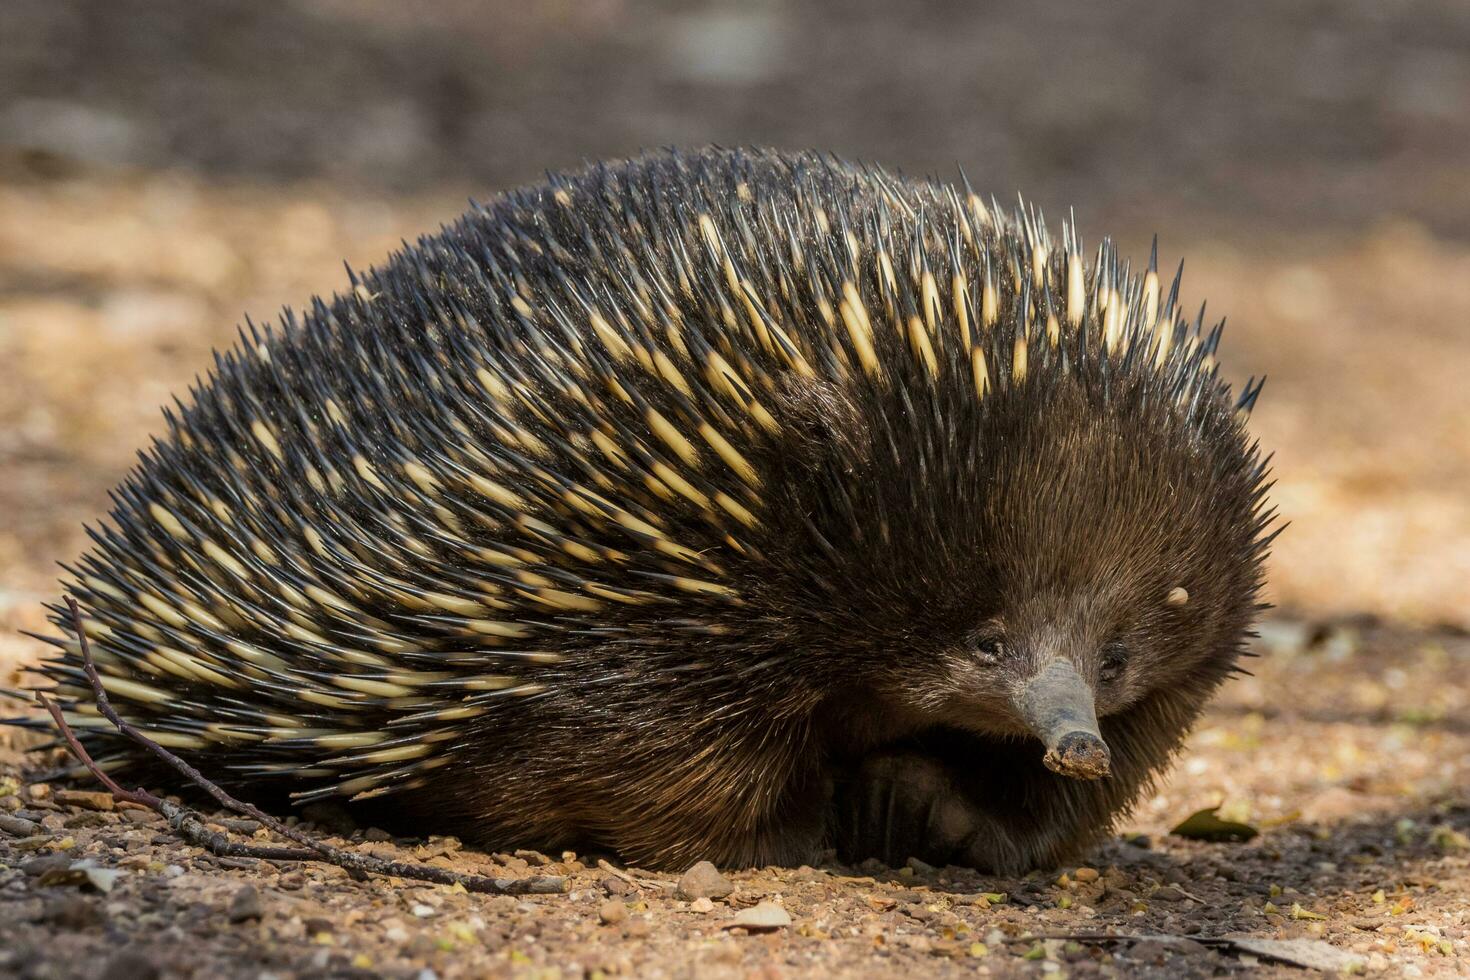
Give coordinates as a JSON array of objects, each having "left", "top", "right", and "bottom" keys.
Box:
[{"left": 19, "top": 147, "right": 1274, "bottom": 873}]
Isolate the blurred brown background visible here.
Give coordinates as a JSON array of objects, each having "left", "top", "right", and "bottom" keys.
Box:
[{"left": 2, "top": 0, "right": 1469, "bottom": 643}]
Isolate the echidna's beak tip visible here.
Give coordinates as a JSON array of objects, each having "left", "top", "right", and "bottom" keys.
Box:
[
  {"left": 1042, "top": 730, "right": 1111, "bottom": 780},
  {"left": 1017, "top": 658, "right": 1112, "bottom": 781}
]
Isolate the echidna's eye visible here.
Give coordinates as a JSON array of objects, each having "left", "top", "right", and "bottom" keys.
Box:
[
  {"left": 1099, "top": 644, "right": 1129, "bottom": 683},
  {"left": 973, "top": 634, "right": 1007, "bottom": 666}
]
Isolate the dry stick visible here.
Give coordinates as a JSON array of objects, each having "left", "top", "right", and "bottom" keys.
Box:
[
  {"left": 52, "top": 596, "right": 567, "bottom": 896},
  {"left": 1000, "top": 932, "right": 1314, "bottom": 963},
  {"left": 596, "top": 857, "right": 671, "bottom": 890},
  {"left": 38, "top": 692, "right": 322, "bottom": 864}
]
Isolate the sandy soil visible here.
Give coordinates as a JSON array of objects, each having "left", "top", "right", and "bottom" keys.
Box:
[{"left": 4, "top": 616, "right": 1468, "bottom": 978}]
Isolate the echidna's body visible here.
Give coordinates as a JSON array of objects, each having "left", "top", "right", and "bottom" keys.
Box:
[{"left": 28, "top": 148, "right": 1272, "bottom": 872}]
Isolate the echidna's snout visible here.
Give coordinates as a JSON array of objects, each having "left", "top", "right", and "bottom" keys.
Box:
[
  {"left": 1017, "top": 659, "right": 1111, "bottom": 780},
  {"left": 1044, "top": 730, "right": 1112, "bottom": 780}
]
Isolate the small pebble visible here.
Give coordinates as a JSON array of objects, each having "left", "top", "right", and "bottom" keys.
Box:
[
  {"left": 228, "top": 885, "right": 263, "bottom": 922},
  {"left": 677, "top": 860, "right": 734, "bottom": 900},
  {"left": 690, "top": 897, "right": 715, "bottom": 914},
  {"left": 42, "top": 894, "right": 102, "bottom": 930},
  {"left": 101, "top": 951, "right": 159, "bottom": 980},
  {"left": 725, "top": 901, "right": 791, "bottom": 932},
  {"left": 64, "top": 812, "right": 111, "bottom": 829},
  {"left": 0, "top": 815, "right": 39, "bottom": 837},
  {"left": 1073, "top": 867, "right": 1100, "bottom": 883},
  {"left": 1152, "top": 885, "right": 1187, "bottom": 903},
  {"left": 22, "top": 854, "right": 72, "bottom": 877},
  {"left": 599, "top": 900, "right": 627, "bottom": 924},
  {"left": 54, "top": 790, "right": 114, "bottom": 812}
]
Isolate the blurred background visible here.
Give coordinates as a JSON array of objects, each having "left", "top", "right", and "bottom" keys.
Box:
[{"left": 2, "top": 0, "right": 1468, "bottom": 639}]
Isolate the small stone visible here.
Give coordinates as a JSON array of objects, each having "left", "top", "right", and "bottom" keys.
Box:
[
  {"left": 724, "top": 901, "right": 791, "bottom": 932},
  {"left": 0, "top": 815, "right": 39, "bottom": 837},
  {"left": 404, "top": 934, "right": 439, "bottom": 958},
  {"left": 690, "top": 897, "right": 715, "bottom": 914},
  {"left": 411, "top": 903, "right": 435, "bottom": 918},
  {"left": 228, "top": 885, "right": 263, "bottom": 922},
  {"left": 1127, "top": 939, "right": 1173, "bottom": 965},
  {"left": 22, "top": 854, "right": 73, "bottom": 877},
  {"left": 1229, "top": 938, "right": 1366, "bottom": 973},
  {"left": 64, "top": 811, "right": 111, "bottom": 829},
  {"left": 305, "top": 916, "right": 336, "bottom": 940},
  {"left": 364, "top": 827, "right": 393, "bottom": 842},
  {"left": 54, "top": 790, "right": 115, "bottom": 812},
  {"left": 122, "top": 808, "right": 158, "bottom": 825},
  {"left": 80, "top": 867, "right": 122, "bottom": 893},
  {"left": 1073, "top": 867, "right": 1100, "bottom": 883},
  {"left": 101, "top": 951, "right": 159, "bottom": 980},
  {"left": 626, "top": 918, "right": 652, "bottom": 939},
  {"left": 42, "top": 894, "right": 102, "bottom": 930},
  {"left": 905, "top": 856, "right": 937, "bottom": 874},
  {"left": 1151, "top": 885, "right": 1187, "bottom": 903},
  {"left": 27, "top": 783, "right": 51, "bottom": 801},
  {"left": 677, "top": 860, "right": 734, "bottom": 900},
  {"left": 600, "top": 875, "right": 631, "bottom": 896},
  {"left": 599, "top": 900, "right": 626, "bottom": 924}
]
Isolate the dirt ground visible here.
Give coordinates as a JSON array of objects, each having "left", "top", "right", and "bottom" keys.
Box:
[
  {"left": 3, "top": 617, "right": 1468, "bottom": 978},
  {"left": 3, "top": 2, "right": 1470, "bottom": 977}
]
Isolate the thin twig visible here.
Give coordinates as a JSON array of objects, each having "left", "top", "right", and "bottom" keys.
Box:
[
  {"left": 1001, "top": 931, "right": 1270, "bottom": 950},
  {"left": 49, "top": 596, "right": 567, "bottom": 895},
  {"left": 596, "top": 857, "right": 671, "bottom": 890},
  {"left": 37, "top": 692, "right": 323, "bottom": 863}
]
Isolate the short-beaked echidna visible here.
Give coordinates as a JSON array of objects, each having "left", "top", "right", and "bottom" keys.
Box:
[{"left": 22, "top": 147, "right": 1274, "bottom": 873}]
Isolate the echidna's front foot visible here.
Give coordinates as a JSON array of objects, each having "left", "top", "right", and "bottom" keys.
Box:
[{"left": 829, "top": 751, "right": 990, "bottom": 869}]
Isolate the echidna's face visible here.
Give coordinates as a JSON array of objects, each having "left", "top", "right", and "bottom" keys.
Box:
[{"left": 823, "top": 369, "right": 1268, "bottom": 780}]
